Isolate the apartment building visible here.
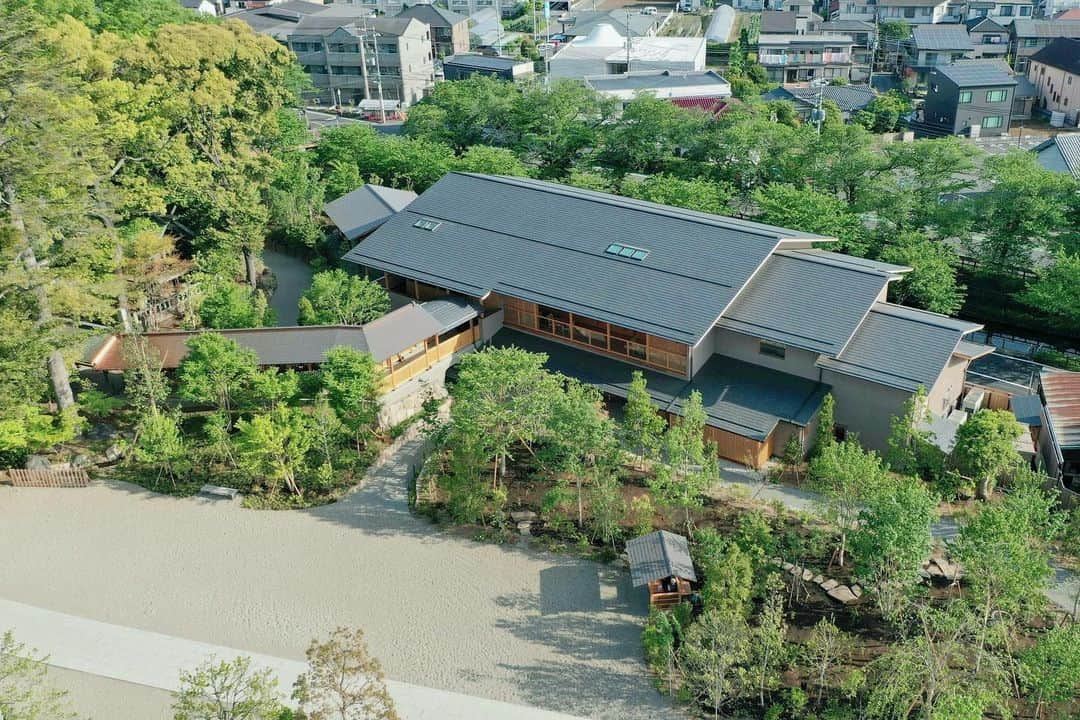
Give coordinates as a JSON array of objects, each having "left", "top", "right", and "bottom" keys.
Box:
[
  {"left": 1027, "top": 37, "right": 1080, "bottom": 118},
  {"left": 287, "top": 14, "right": 435, "bottom": 108},
  {"left": 963, "top": 0, "right": 1034, "bottom": 22},
  {"left": 396, "top": 4, "right": 470, "bottom": 59},
  {"left": 1011, "top": 19, "right": 1080, "bottom": 72},
  {"left": 821, "top": 19, "right": 875, "bottom": 79},
  {"left": 877, "top": 0, "right": 955, "bottom": 24},
  {"left": 758, "top": 33, "right": 857, "bottom": 82}
]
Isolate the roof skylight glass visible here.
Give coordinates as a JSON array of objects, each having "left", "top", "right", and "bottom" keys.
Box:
[
  {"left": 604, "top": 243, "right": 649, "bottom": 261},
  {"left": 413, "top": 218, "right": 442, "bottom": 231}
]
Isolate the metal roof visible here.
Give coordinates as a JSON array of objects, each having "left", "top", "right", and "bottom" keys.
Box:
[
  {"left": 361, "top": 304, "right": 443, "bottom": 360},
  {"left": 491, "top": 328, "right": 829, "bottom": 441},
  {"left": 1041, "top": 370, "right": 1080, "bottom": 449},
  {"left": 821, "top": 19, "right": 875, "bottom": 31},
  {"left": 760, "top": 10, "right": 799, "bottom": 33},
  {"left": 1034, "top": 133, "right": 1080, "bottom": 179},
  {"left": 953, "top": 339, "right": 995, "bottom": 360},
  {"left": 912, "top": 25, "right": 975, "bottom": 51},
  {"left": 717, "top": 249, "right": 906, "bottom": 357},
  {"left": 1010, "top": 394, "right": 1044, "bottom": 427},
  {"left": 323, "top": 185, "right": 418, "bottom": 241},
  {"left": 817, "top": 303, "right": 981, "bottom": 392},
  {"left": 395, "top": 3, "right": 468, "bottom": 28},
  {"left": 343, "top": 173, "right": 833, "bottom": 346},
  {"left": 585, "top": 70, "right": 730, "bottom": 92},
  {"left": 932, "top": 61, "right": 1016, "bottom": 88},
  {"left": 763, "top": 84, "right": 877, "bottom": 112},
  {"left": 967, "top": 352, "right": 1046, "bottom": 394},
  {"left": 964, "top": 16, "right": 1007, "bottom": 32},
  {"left": 443, "top": 54, "right": 533, "bottom": 71},
  {"left": 419, "top": 296, "right": 480, "bottom": 332},
  {"left": 1011, "top": 19, "right": 1080, "bottom": 39},
  {"left": 626, "top": 531, "right": 697, "bottom": 586},
  {"left": 1030, "top": 37, "right": 1080, "bottom": 75}
]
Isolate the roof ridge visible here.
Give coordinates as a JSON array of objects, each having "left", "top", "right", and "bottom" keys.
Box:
[
  {"left": 870, "top": 302, "right": 981, "bottom": 332},
  {"left": 449, "top": 172, "right": 834, "bottom": 242},
  {"left": 776, "top": 248, "right": 910, "bottom": 277}
]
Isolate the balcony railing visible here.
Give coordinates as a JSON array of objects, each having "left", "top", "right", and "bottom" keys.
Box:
[
  {"left": 759, "top": 52, "right": 850, "bottom": 65},
  {"left": 759, "top": 53, "right": 788, "bottom": 64}
]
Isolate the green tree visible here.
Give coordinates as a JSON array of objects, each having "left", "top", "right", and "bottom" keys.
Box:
[
  {"left": 699, "top": 542, "right": 754, "bottom": 617},
  {"left": 950, "top": 408, "right": 1024, "bottom": 499},
  {"left": 677, "top": 608, "right": 751, "bottom": 715},
  {"left": 853, "top": 91, "right": 912, "bottom": 133},
  {"left": 1018, "top": 624, "right": 1080, "bottom": 719},
  {"left": 176, "top": 333, "right": 259, "bottom": 418},
  {"left": 620, "top": 175, "right": 733, "bottom": 215},
  {"left": 753, "top": 185, "right": 866, "bottom": 255},
  {"left": 133, "top": 409, "right": 188, "bottom": 487},
  {"left": 320, "top": 346, "right": 382, "bottom": 452},
  {"left": 751, "top": 595, "right": 788, "bottom": 708},
  {"left": 298, "top": 270, "right": 390, "bottom": 326},
  {"left": 810, "top": 392, "right": 836, "bottom": 458},
  {"left": 233, "top": 405, "right": 314, "bottom": 498},
  {"left": 1020, "top": 251, "right": 1080, "bottom": 336},
  {"left": 803, "top": 617, "right": 851, "bottom": 706},
  {"left": 642, "top": 608, "right": 680, "bottom": 695},
  {"left": 0, "top": 630, "right": 75, "bottom": 720},
  {"left": 651, "top": 391, "right": 717, "bottom": 532},
  {"left": 619, "top": 371, "right": 666, "bottom": 468},
  {"left": 808, "top": 438, "right": 889, "bottom": 567},
  {"left": 267, "top": 150, "right": 326, "bottom": 251},
  {"left": 587, "top": 471, "right": 626, "bottom": 550},
  {"left": 884, "top": 385, "right": 943, "bottom": 480},
  {"left": 454, "top": 145, "right": 529, "bottom": 176},
  {"left": 598, "top": 96, "right": 705, "bottom": 176},
  {"left": 879, "top": 233, "right": 965, "bottom": 315},
  {"left": 401, "top": 76, "right": 519, "bottom": 151},
  {"left": 173, "top": 656, "right": 283, "bottom": 720},
  {"left": 198, "top": 280, "right": 273, "bottom": 329},
  {"left": 293, "top": 627, "right": 399, "bottom": 720}
]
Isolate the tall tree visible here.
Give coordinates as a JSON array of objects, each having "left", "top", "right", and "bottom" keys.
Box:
[
  {"left": 176, "top": 333, "right": 259, "bottom": 419},
  {"left": 879, "top": 232, "right": 965, "bottom": 315},
  {"left": 619, "top": 371, "right": 665, "bottom": 469},
  {"left": 950, "top": 408, "right": 1024, "bottom": 500},
  {"left": 0, "top": 630, "right": 76, "bottom": 720},
  {"left": 808, "top": 439, "right": 889, "bottom": 567},
  {"left": 298, "top": 270, "right": 390, "bottom": 326},
  {"left": 233, "top": 405, "right": 314, "bottom": 498},
  {"left": 173, "top": 656, "right": 283, "bottom": 720},
  {"left": 677, "top": 608, "right": 752, "bottom": 716},
  {"left": 1020, "top": 251, "right": 1080, "bottom": 336},
  {"left": 620, "top": 175, "right": 733, "bottom": 216},
  {"left": 320, "top": 346, "right": 383, "bottom": 452},
  {"left": 293, "top": 627, "right": 399, "bottom": 720},
  {"left": 650, "top": 391, "right": 717, "bottom": 532}
]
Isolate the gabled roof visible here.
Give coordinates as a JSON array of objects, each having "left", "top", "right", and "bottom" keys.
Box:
[
  {"left": 821, "top": 19, "right": 875, "bottom": 32},
  {"left": 763, "top": 84, "right": 877, "bottom": 112},
  {"left": 932, "top": 61, "right": 1016, "bottom": 88},
  {"left": 626, "top": 531, "right": 697, "bottom": 586},
  {"left": 964, "top": 16, "right": 1007, "bottom": 33},
  {"left": 396, "top": 3, "right": 469, "bottom": 28},
  {"left": 1041, "top": 370, "right": 1080, "bottom": 450},
  {"left": 444, "top": 54, "right": 533, "bottom": 71},
  {"left": 817, "top": 303, "right": 982, "bottom": 392},
  {"left": 343, "top": 173, "right": 833, "bottom": 346},
  {"left": 1030, "top": 37, "right": 1080, "bottom": 75},
  {"left": 1011, "top": 19, "right": 1080, "bottom": 39},
  {"left": 323, "top": 184, "right": 418, "bottom": 241},
  {"left": 1034, "top": 133, "right": 1080, "bottom": 179},
  {"left": 912, "top": 24, "right": 975, "bottom": 51},
  {"left": 717, "top": 249, "right": 907, "bottom": 356}
]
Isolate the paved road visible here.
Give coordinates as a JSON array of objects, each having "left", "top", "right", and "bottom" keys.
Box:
[
  {"left": 0, "top": 427, "right": 671, "bottom": 720},
  {"left": 716, "top": 463, "right": 1079, "bottom": 616}
]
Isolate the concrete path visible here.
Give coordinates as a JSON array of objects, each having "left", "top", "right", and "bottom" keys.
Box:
[
  {"left": 716, "top": 463, "right": 1079, "bottom": 616},
  {"left": 0, "top": 425, "right": 669, "bottom": 720},
  {"left": 0, "top": 598, "right": 584, "bottom": 720}
]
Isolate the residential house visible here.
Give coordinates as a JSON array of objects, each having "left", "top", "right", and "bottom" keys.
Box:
[
  {"left": 966, "top": 17, "right": 1010, "bottom": 59},
  {"left": 877, "top": 0, "right": 954, "bottom": 24},
  {"left": 821, "top": 19, "right": 876, "bottom": 80},
  {"left": 759, "top": 9, "right": 823, "bottom": 34},
  {"left": 963, "top": 0, "right": 1034, "bottom": 23},
  {"left": 584, "top": 70, "right": 731, "bottom": 108},
  {"left": 232, "top": 0, "right": 337, "bottom": 43},
  {"left": 323, "top": 184, "right": 418, "bottom": 243},
  {"left": 556, "top": 9, "right": 668, "bottom": 39},
  {"left": 1010, "top": 18, "right": 1080, "bottom": 72},
  {"left": 286, "top": 14, "right": 435, "bottom": 108},
  {"left": 1042, "top": 0, "right": 1080, "bottom": 16},
  {"left": 923, "top": 61, "right": 1017, "bottom": 136},
  {"left": 343, "top": 172, "right": 991, "bottom": 463},
  {"left": 1027, "top": 37, "right": 1080, "bottom": 119},
  {"left": 442, "top": 54, "right": 535, "bottom": 80},
  {"left": 905, "top": 25, "right": 975, "bottom": 84},
  {"left": 396, "top": 4, "right": 470, "bottom": 59},
  {"left": 758, "top": 33, "right": 857, "bottom": 82},
  {"left": 829, "top": 0, "right": 877, "bottom": 22},
  {"left": 548, "top": 25, "right": 705, "bottom": 79},
  {"left": 761, "top": 83, "right": 878, "bottom": 120},
  {"left": 1033, "top": 132, "right": 1080, "bottom": 177}
]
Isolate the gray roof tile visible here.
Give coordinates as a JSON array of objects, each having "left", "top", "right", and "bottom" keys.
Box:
[
  {"left": 1034, "top": 133, "right": 1080, "bottom": 178},
  {"left": 323, "top": 184, "right": 417, "bottom": 241},
  {"left": 1011, "top": 19, "right": 1080, "bottom": 39},
  {"left": 932, "top": 61, "right": 1016, "bottom": 87},
  {"left": 912, "top": 24, "right": 975, "bottom": 51},
  {"left": 626, "top": 531, "right": 697, "bottom": 586},
  {"left": 343, "top": 173, "right": 833, "bottom": 345},
  {"left": 817, "top": 303, "right": 981, "bottom": 392}
]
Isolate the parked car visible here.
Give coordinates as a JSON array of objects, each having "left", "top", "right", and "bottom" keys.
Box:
[{"left": 641, "top": 5, "right": 658, "bottom": 14}]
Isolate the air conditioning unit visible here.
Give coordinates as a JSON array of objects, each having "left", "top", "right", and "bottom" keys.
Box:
[{"left": 962, "top": 389, "right": 985, "bottom": 413}]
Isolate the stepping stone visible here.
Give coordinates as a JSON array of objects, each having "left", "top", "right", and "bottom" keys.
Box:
[
  {"left": 789, "top": 565, "right": 801, "bottom": 576},
  {"left": 827, "top": 585, "right": 857, "bottom": 604},
  {"left": 801, "top": 569, "right": 814, "bottom": 582},
  {"left": 199, "top": 484, "right": 239, "bottom": 500},
  {"left": 820, "top": 579, "right": 838, "bottom": 591},
  {"left": 782, "top": 562, "right": 794, "bottom": 571},
  {"left": 812, "top": 574, "right": 825, "bottom": 585},
  {"left": 850, "top": 584, "right": 862, "bottom": 598}
]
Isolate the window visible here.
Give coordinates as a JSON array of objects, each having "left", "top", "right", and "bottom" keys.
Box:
[
  {"left": 1020, "top": 5, "right": 1031, "bottom": 13},
  {"left": 999, "top": 4, "right": 1013, "bottom": 14},
  {"left": 759, "top": 341, "right": 786, "bottom": 359},
  {"left": 903, "top": 7, "right": 916, "bottom": 17},
  {"left": 958, "top": 90, "right": 972, "bottom": 103},
  {"left": 982, "top": 115, "right": 1003, "bottom": 128},
  {"left": 1023, "top": 38, "right": 1038, "bottom": 47},
  {"left": 604, "top": 243, "right": 650, "bottom": 261},
  {"left": 413, "top": 218, "right": 442, "bottom": 231},
  {"left": 986, "top": 89, "right": 1007, "bottom": 102}
]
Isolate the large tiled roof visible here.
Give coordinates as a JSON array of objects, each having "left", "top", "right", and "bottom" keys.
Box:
[
  {"left": 717, "top": 249, "right": 907, "bottom": 356},
  {"left": 1030, "top": 37, "right": 1080, "bottom": 74},
  {"left": 323, "top": 184, "right": 417, "bottom": 241},
  {"left": 764, "top": 84, "right": 877, "bottom": 112},
  {"left": 1042, "top": 370, "right": 1080, "bottom": 449},
  {"left": 1011, "top": 19, "right": 1080, "bottom": 39},
  {"left": 912, "top": 24, "right": 975, "bottom": 51},
  {"left": 343, "top": 173, "right": 832, "bottom": 346},
  {"left": 932, "top": 61, "right": 1016, "bottom": 87},
  {"left": 491, "top": 328, "right": 829, "bottom": 440},
  {"left": 817, "top": 303, "right": 982, "bottom": 392}
]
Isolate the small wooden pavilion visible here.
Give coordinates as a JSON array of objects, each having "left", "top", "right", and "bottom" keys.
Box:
[{"left": 625, "top": 530, "right": 697, "bottom": 609}]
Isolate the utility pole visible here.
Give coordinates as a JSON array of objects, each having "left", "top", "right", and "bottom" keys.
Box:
[
  {"left": 357, "top": 30, "right": 372, "bottom": 101},
  {"left": 625, "top": 8, "right": 632, "bottom": 72},
  {"left": 361, "top": 19, "right": 387, "bottom": 123}
]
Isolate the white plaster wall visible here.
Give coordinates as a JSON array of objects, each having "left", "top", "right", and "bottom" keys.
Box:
[
  {"left": 821, "top": 369, "right": 913, "bottom": 452},
  {"left": 711, "top": 327, "right": 823, "bottom": 381}
]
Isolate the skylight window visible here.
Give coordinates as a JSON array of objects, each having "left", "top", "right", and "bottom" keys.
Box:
[
  {"left": 604, "top": 243, "right": 649, "bottom": 261},
  {"left": 413, "top": 218, "right": 442, "bottom": 231}
]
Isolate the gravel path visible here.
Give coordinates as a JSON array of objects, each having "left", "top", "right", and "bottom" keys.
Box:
[{"left": 0, "top": 430, "right": 671, "bottom": 720}]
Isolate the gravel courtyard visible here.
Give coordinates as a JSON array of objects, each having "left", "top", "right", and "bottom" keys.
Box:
[{"left": 0, "top": 432, "right": 672, "bottom": 719}]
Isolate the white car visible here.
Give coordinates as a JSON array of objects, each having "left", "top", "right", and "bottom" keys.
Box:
[{"left": 641, "top": 5, "right": 658, "bottom": 14}]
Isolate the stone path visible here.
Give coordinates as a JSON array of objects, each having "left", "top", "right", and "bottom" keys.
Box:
[{"left": 0, "top": 426, "right": 670, "bottom": 720}]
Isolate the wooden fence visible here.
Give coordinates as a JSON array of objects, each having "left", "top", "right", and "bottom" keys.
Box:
[{"left": 2, "top": 468, "right": 90, "bottom": 488}]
